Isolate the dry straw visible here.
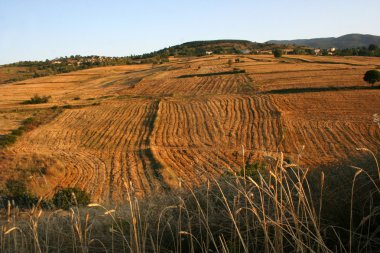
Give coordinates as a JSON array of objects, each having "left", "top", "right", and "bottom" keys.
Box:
[{"left": 0, "top": 149, "right": 379, "bottom": 252}]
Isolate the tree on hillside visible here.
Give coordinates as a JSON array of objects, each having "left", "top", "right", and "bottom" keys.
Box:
[
  {"left": 363, "top": 70, "right": 380, "bottom": 86},
  {"left": 368, "top": 44, "right": 378, "bottom": 51},
  {"left": 272, "top": 48, "right": 283, "bottom": 58}
]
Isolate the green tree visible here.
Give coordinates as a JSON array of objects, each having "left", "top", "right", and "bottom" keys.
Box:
[
  {"left": 363, "top": 70, "right": 380, "bottom": 86},
  {"left": 368, "top": 44, "right": 378, "bottom": 51},
  {"left": 272, "top": 48, "right": 283, "bottom": 58}
]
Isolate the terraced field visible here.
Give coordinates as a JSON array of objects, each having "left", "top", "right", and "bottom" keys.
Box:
[{"left": 0, "top": 55, "right": 379, "bottom": 202}]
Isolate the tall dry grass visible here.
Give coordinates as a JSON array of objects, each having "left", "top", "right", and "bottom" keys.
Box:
[{"left": 0, "top": 150, "right": 379, "bottom": 252}]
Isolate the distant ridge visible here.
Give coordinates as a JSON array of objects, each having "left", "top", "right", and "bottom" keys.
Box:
[
  {"left": 267, "top": 34, "right": 380, "bottom": 49},
  {"left": 156, "top": 39, "right": 266, "bottom": 56},
  {"left": 146, "top": 39, "right": 293, "bottom": 57},
  {"left": 181, "top": 39, "right": 253, "bottom": 46}
]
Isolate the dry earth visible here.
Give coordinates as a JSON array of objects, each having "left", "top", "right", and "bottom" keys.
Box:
[{"left": 0, "top": 55, "right": 379, "bottom": 202}]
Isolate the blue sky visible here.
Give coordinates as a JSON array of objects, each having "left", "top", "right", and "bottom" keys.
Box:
[{"left": 1, "top": 0, "right": 379, "bottom": 64}]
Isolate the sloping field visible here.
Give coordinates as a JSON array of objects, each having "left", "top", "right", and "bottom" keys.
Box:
[
  {"left": 124, "top": 74, "right": 253, "bottom": 96},
  {"left": 151, "top": 95, "right": 283, "bottom": 187},
  {"left": 0, "top": 55, "right": 379, "bottom": 202},
  {"left": 273, "top": 91, "right": 380, "bottom": 165},
  {"left": 10, "top": 99, "right": 165, "bottom": 200}
]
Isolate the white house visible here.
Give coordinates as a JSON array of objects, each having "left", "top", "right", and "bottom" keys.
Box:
[
  {"left": 327, "top": 47, "right": 336, "bottom": 55},
  {"left": 205, "top": 51, "right": 213, "bottom": 55}
]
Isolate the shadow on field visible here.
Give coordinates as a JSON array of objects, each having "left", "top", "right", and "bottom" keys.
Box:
[
  {"left": 177, "top": 69, "right": 245, "bottom": 78},
  {"left": 263, "top": 85, "right": 380, "bottom": 94}
]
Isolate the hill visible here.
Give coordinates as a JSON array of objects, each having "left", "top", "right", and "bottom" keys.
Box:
[
  {"left": 268, "top": 33, "right": 380, "bottom": 49},
  {"left": 141, "top": 39, "right": 299, "bottom": 58},
  {"left": 0, "top": 54, "right": 380, "bottom": 253},
  {"left": 0, "top": 55, "right": 163, "bottom": 85},
  {"left": 0, "top": 40, "right": 300, "bottom": 85},
  {"left": 0, "top": 54, "right": 379, "bottom": 201},
  {"left": 2, "top": 36, "right": 380, "bottom": 85},
  {"left": 170, "top": 40, "right": 263, "bottom": 54}
]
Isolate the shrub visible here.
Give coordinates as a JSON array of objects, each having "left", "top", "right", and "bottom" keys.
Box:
[
  {"left": 0, "top": 134, "right": 17, "bottom": 148},
  {"left": 5, "top": 179, "right": 28, "bottom": 197},
  {"left": 22, "top": 117, "right": 34, "bottom": 125},
  {"left": 52, "top": 187, "right": 91, "bottom": 210},
  {"left": 11, "top": 127, "right": 25, "bottom": 136},
  {"left": 0, "top": 118, "right": 35, "bottom": 149},
  {"left": 1, "top": 179, "right": 47, "bottom": 209},
  {"left": 73, "top": 96, "right": 80, "bottom": 100},
  {"left": 272, "top": 48, "right": 283, "bottom": 58},
  {"left": 363, "top": 70, "right": 380, "bottom": 86},
  {"left": 368, "top": 44, "right": 378, "bottom": 51},
  {"left": 21, "top": 94, "right": 51, "bottom": 104},
  {"left": 1, "top": 108, "right": 62, "bottom": 149},
  {"left": 238, "top": 161, "right": 269, "bottom": 182}
]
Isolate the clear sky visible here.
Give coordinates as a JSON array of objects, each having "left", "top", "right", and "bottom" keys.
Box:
[{"left": 1, "top": 0, "right": 379, "bottom": 64}]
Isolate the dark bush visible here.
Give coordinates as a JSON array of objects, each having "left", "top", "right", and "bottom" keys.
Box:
[
  {"left": 0, "top": 179, "right": 51, "bottom": 209},
  {"left": 11, "top": 127, "right": 25, "bottom": 136},
  {"left": 0, "top": 134, "right": 17, "bottom": 148},
  {"left": 238, "top": 161, "right": 269, "bottom": 182},
  {"left": 6, "top": 179, "right": 28, "bottom": 197},
  {"left": 52, "top": 187, "right": 91, "bottom": 210},
  {"left": 21, "top": 94, "right": 51, "bottom": 104},
  {"left": 272, "top": 48, "right": 283, "bottom": 58},
  {"left": 363, "top": 70, "right": 380, "bottom": 86},
  {"left": 22, "top": 117, "right": 34, "bottom": 125}
]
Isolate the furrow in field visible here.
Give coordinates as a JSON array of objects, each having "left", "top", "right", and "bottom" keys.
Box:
[
  {"left": 124, "top": 73, "right": 249, "bottom": 96},
  {"left": 151, "top": 95, "right": 283, "bottom": 186},
  {"left": 10, "top": 98, "right": 165, "bottom": 202}
]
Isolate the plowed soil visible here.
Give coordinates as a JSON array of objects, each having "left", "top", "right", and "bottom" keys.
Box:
[{"left": 0, "top": 55, "right": 379, "bottom": 202}]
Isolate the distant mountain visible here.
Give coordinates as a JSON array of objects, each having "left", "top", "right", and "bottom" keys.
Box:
[{"left": 267, "top": 34, "right": 380, "bottom": 49}]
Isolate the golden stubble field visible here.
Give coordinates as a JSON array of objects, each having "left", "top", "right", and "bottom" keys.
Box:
[{"left": 0, "top": 55, "right": 379, "bottom": 202}]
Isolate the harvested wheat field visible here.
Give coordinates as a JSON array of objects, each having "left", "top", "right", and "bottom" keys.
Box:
[{"left": 0, "top": 55, "right": 379, "bottom": 202}]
